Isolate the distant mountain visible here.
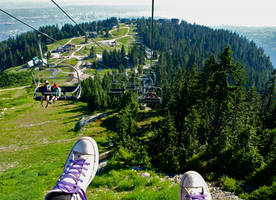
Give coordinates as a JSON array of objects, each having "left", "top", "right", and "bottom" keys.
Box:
[{"left": 215, "top": 26, "right": 276, "bottom": 68}]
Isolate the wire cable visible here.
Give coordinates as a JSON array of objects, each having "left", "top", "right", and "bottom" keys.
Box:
[
  {"left": 0, "top": 9, "right": 57, "bottom": 42},
  {"left": 51, "top": 0, "right": 103, "bottom": 49}
]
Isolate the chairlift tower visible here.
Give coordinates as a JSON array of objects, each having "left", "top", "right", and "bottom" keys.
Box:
[{"left": 37, "top": 34, "right": 45, "bottom": 68}]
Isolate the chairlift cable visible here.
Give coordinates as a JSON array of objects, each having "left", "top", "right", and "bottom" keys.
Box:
[
  {"left": 51, "top": 0, "right": 103, "bottom": 49},
  {"left": 50, "top": 0, "right": 85, "bottom": 34},
  {"left": 0, "top": 9, "right": 57, "bottom": 42}
]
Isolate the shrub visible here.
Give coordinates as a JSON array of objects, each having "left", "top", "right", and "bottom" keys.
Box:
[
  {"left": 0, "top": 71, "right": 32, "bottom": 88},
  {"left": 247, "top": 181, "right": 276, "bottom": 200},
  {"left": 219, "top": 176, "right": 242, "bottom": 194}
]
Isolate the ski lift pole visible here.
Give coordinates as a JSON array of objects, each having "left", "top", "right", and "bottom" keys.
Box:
[
  {"left": 37, "top": 34, "right": 44, "bottom": 68},
  {"left": 150, "top": 0, "right": 155, "bottom": 68}
]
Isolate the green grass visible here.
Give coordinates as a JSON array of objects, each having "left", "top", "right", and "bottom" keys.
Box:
[
  {"left": 59, "top": 58, "right": 78, "bottom": 66},
  {"left": 117, "top": 36, "right": 133, "bottom": 45},
  {"left": 94, "top": 44, "right": 112, "bottom": 54},
  {"left": 111, "top": 27, "right": 129, "bottom": 38},
  {"left": 0, "top": 68, "right": 33, "bottom": 89},
  {"left": 38, "top": 69, "right": 52, "bottom": 78},
  {"left": 0, "top": 88, "right": 112, "bottom": 199},
  {"left": 88, "top": 165, "right": 179, "bottom": 200},
  {"left": 74, "top": 45, "right": 93, "bottom": 56},
  {"left": 59, "top": 66, "right": 73, "bottom": 73},
  {"left": 3, "top": 65, "right": 27, "bottom": 73},
  {"left": 71, "top": 38, "right": 85, "bottom": 45},
  {"left": 0, "top": 88, "right": 179, "bottom": 200},
  {"left": 61, "top": 51, "right": 70, "bottom": 57},
  {"left": 129, "top": 26, "right": 137, "bottom": 36},
  {"left": 96, "top": 69, "right": 115, "bottom": 79},
  {"left": 84, "top": 68, "right": 97, "bottom": 76},
  {"left": 48, "top": 58, "right": 59, "bottom": 64},
  {"left": 47, "top": 38, "right": 71, "bottom": 52}
]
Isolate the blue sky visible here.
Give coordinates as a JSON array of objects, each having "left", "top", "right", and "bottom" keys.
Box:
[{"left": 1, "top": 0, "right": 276, "bottom": 26}]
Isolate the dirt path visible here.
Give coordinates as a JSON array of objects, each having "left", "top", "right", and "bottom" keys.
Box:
[
  {"left": 0, "top": 86, "right": 30, "bottom": 92},
  {"left": 0, "top": 137, "right": 78, "bottom": 153},
  {"left": 100, "top": 26, "right": 130, "bottom": 45},
  {"left": 0, "top": 111, "right": 106, "bottom": 153},
  {"left": 51, "top": 25, "right": 132, "bottom": 84}
]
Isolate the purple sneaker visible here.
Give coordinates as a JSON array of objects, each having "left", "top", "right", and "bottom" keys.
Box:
[
  {"left": 179, "top": 171, "right": 212, "bottom": 200},
  {"left": 45, "top": 137, "right": 99, "bottom": 200}
]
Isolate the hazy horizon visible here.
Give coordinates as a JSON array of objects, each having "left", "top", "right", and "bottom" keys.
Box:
[{"left": 1, "top": 0, "right": 276, "bottom": 27}]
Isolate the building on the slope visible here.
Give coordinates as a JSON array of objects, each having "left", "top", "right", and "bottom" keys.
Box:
[
  {"left": 27, "top": 57, "right": 47, "bottom": 68},
  {"left": 52, "top": 43, "right": 76, "bottom": 53}
]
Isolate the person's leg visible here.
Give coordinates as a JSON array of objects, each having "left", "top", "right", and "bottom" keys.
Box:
[
  {"left": 45, "top": 192, "right": 72, "bottom": 200},
  {"left": 41, "top": 95, "right": 44, "bottom": 107},
  {"left": 45, "top": 95, "right": 50, "bottom": 108},
  {"left": 45, "top": 137, "right": 99, "bottom": 200},
  {"left": 52, "top": 96, "right": 57, "bottom": 104},
  {"left": 179, "top": 171, "right": 212, "bottom": 200}
]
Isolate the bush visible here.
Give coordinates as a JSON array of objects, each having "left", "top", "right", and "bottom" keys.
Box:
[
  {"left": 113, "top": 146, "right": 134, "bottom": 161},
  {"left": 0, "top": 71, "right": 32, "bottom": 88},
  {"left": 219, "top": 176, "right": 242, "bottom": 194},
  {"left": 183, "top": 154, "right": 205, "bottom": 173},
  {"left": 246, "top": 153, "right": 276, "bottom": 188},
  {"left": 209, "top": 147, "right": 264, "bottom": 180},
  {"left": 247, "top": 181, "right": 276, "bottom": 200}
]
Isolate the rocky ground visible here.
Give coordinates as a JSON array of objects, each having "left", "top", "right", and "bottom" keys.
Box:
[
  {"left": 140, "top": 172, "right": 242, "bottom": 200},
  {"left": 97, "top": 153, "right": 242, "bottom": 200}
]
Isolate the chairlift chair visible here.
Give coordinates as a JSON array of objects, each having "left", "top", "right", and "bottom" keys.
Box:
[
  {"left": 126, "top": 78, "right": 141, "bottom": 91},
  {"left": 33, "top": 64, "right": 82, "bottom": 101},
  {"left": 138, "top": 75, "right": 154, "bottom": 88},
  {"left": 137, "top": 86, "right": 162, "bottom": 104},
  {"left": 126, "top": 84, "right": 139, "bottom": 91},
  {"left": 108, "top": 82, "right": 126, "bottom": 94}
]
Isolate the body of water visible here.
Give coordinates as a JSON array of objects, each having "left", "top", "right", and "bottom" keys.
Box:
[{"left": 0, "top": 5, "right": 150, "bottom": 41}]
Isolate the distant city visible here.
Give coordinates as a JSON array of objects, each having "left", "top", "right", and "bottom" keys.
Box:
[
  {"left": 0, "top": 5, "right": 275, "bottom": 67},
  {"left": 0, "top": 5, "right": 150, "bottom": 41}
]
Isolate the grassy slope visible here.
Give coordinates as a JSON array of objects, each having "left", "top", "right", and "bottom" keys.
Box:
[
  {"left": 111, "top": 27, "right": 129, "bottom": 38},
  {"left": 47, "top": 38, "right": 71, "bottom": 52},
  {"left": 0, "top": 88, "right": 178, "bottom": 200}
]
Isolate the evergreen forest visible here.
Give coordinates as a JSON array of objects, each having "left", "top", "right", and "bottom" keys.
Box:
[{"left": 80, "top": 19, "right": 275, "bottom": 199}]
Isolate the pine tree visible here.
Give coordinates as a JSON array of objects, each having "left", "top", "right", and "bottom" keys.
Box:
[
  {"left": 202, "top": 46, "right": 243, "bottom": 154},
  {"left": 150, "top": 113, "right": 180, "bottom": 173},
  {"left": 89, "top": 46, "right": 96, "bottom": 59}
]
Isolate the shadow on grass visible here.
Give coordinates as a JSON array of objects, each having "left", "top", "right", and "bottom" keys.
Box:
[
  {"left": 58, "top": 104, "right": 91, "bottom": 115},
  {"left": 136, "top": 120, "right": 160, "bottom": 137},
  {"left": 100, "top": 114, "right": 118, "bottom": 132},
  {"left": 137, "top": 110, "right": 159, "bottom": 122}
]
